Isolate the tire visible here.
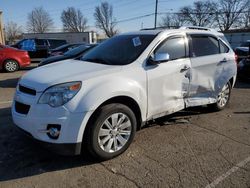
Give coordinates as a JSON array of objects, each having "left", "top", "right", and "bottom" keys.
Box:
[
  {"left": 209, "top": 82, "right": 231, "bottom": 111},
  {"left": 85, "top": 103, "right": 137, "bottom": 160},
  {"left": 4, "top": 59, "right": 19, "bottom": 72}
]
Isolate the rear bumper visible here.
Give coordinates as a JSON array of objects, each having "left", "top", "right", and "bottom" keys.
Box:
[{"left": 16, "top": 125, "right": 82, "bottom": 155}]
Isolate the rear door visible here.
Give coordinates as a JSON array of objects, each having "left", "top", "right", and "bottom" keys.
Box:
[{"left": 186, "top": 34, "right": 233, "bottom": 107}]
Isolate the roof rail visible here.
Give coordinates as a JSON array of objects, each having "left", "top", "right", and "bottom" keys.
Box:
[{"left": 179, "top": 26, "right": 218, "bottom": 32}]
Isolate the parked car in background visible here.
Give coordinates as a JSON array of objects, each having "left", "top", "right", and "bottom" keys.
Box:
[
  {"left": 12, "top": 27, "right": 237, "bottom": 160},
  {"left": 12, "top": 38, "right": 67, "bottom": 59},
  {"left": 38, "top": 44, "right": 97, "bottom": 67},
  {"left": 48, "top": 43, "right": 86, "bottom": 56},
  {"left": 238, "top": 57, "right": 250, "bottom": 81},
  {"left": 234, "top": 40, "right": 250, "bottom": 63},
  {"left": 0, "top": 45, "right": 30, "bottom": 72}
]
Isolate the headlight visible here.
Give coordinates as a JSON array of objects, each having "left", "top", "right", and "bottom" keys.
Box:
[{"left": 38, "top": 82, "right": 81, "bottom": 107}]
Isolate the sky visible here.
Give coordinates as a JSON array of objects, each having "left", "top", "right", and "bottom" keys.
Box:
[{"left": 0, "top": 0, "right": 197, "bottom": 34}]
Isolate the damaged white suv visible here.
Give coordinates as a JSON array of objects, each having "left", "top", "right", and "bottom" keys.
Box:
[{"left": 12, "top": 27, "right": 237, "bottom": 160}]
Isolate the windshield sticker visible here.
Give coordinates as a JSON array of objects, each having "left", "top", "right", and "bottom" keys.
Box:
[{"left": 132, "top": 37, "right": 142, "bottom": 47}]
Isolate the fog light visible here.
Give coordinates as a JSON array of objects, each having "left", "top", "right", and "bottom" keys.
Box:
[{"left": 47, "top": 124, "right": 61, "bottom": 139}]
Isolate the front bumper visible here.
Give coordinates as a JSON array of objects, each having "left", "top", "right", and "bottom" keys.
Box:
[
  {"left": 16, "top": 126, "right": 82, "bottom": 155},
  {"left": 12, "top": 90, "right": 92, "bottom": 155}
]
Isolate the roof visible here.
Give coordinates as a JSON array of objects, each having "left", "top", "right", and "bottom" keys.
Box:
[{"left": 121, "top": 28, "right": 224, "bottom": 37}]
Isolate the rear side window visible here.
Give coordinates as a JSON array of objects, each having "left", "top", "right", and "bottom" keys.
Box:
[
  {"left": 219, "top": 41, "right": 229, "bottom": 53},
  {"left": 48, "top": 40, "right": 67, "bottom": 49},
  {"left": 36, "top": 39, "right": 46, "bottom": 46},
  {"left": 190, "top": 35, "right": 219, "bottom": 57},
  {"left": 155, "top": 37, "right": 186, "bottom": 60}
]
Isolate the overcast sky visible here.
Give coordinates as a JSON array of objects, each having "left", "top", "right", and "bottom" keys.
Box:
[{"left": 1, "top": 0, "right": 198, "bottom": 33}]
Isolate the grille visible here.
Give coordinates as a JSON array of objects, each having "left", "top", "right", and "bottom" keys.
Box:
[
  {"left": 19, "top": 85, "right": 36, "bottom": 96},
  {"left": 15, "top": 101, "right": 30, "bottom": 115}
]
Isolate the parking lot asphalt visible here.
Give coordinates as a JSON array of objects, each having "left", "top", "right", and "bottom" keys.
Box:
[{"left": 0, "top": 64, "right": 250, "bottom": 188}]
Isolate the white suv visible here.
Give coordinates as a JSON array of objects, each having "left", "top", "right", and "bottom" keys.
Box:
[{"left": 12, "top": 27, "right": 237, "bottom": 160}]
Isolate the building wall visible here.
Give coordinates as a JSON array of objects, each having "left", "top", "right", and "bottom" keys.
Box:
[
  {"left": 23, "top": 32, "right": 97, "bottom": 44},
  {"left": 0, "top": 11, "right": 5, "bottom": 45},
  {"left": 224, "top": 32, "right": 250, "bottom": 49}
]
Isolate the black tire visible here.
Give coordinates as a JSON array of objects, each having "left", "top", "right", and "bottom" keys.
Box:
[
  {"left": 4, "top": 59, "right": 19, "bottom": 72},
  {"left": 85, "top": 103, "right": 137, "bottom": 160},
  {"left": 209, "top": 82, "right": 231, "bottom": 111}
]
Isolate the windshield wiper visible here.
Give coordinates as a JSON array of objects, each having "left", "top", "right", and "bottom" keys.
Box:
[{"left": 83, "top": 58, "right": 110, "bottom": 65}]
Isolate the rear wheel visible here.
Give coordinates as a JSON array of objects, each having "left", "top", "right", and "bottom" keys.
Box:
[
  {"left": 209, "top": 82, "right": 231, "bottom": 111},
  {"left": 85, "top": 103, "right": 137, "bottom": 160},
  {"left": 4, "top": 60, "right": 19, "bottom": 72}
]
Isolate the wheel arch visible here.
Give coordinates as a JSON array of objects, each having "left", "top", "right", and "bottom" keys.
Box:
[
  {"left": 86, "top": 96, "right": 143, "bottom": 132},
  {"left": 3, "top": 58, "right": 20, "bottom": 69}
]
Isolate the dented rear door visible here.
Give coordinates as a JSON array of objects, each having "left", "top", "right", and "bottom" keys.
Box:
[{"left": 186, "top": 34, "right": 234, "bottom": 107}]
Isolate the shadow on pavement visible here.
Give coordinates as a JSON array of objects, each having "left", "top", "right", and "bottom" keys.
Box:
[
  {"left": 0, "top": 105, "right": 224, "bottom": 182},
  {"left": 0, "top": 78, "right": 19, "bottom": 88},
  {"left": 234, "top": 80, "right": 250, "bottom": 89},
  {"left": 0, "top": 107, "right": 96, "bottom": 182}
]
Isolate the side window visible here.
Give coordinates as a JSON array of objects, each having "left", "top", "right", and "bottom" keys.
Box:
[
  {"left": 20, "top": 39, "right": 36, "bottom": 51},
  {"left": 155, "top": 37, "right": 186, "bottom": 60},
  {"left": 190, "top": 35, "right": 219, "bottom": 57},
  {"left": 219, "top": 40, "right": 229, "bottom": 53},
  {"left": 36, "top": 39, "right": 46, "bottom": 46}
]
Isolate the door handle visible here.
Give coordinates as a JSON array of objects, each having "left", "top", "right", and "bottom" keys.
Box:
[
  {"left": 219, "top": 58, "right": 227, "bottom": 63},
  {"left": 180, "top": 65, "right": 190, "bottom": 72}
]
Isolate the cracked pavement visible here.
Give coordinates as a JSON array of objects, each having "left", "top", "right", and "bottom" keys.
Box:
[{"left": 0, "top": 64, "right": 250, "bottom": 188}]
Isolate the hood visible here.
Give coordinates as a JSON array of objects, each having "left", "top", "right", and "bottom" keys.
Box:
[{"left": 20, "top": 59, "right": 121, "bottom": 92}]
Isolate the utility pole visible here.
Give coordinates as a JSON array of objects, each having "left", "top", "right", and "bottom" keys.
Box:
[
  {"left": 0, "top": 11, "right": 5, "bottom": 45},
  {"left": 154, "top": 0, "right": 158, "bottom": 29}
]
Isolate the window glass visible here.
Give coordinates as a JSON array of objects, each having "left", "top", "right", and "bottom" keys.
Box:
[
  {"left": 191, "top": 36, "right": 219, "bottom": 57},
  {"left": 155, "top": 37, "right": 186, "bottom": 60},
  {"left": 20, "top": 39, "right": 36, "bottom": 51},
  {"left": 48, "top": 40, "right": 67, "bottom": 49},
  {"left": 219, "top": 41, "right": 229, "bottom": 53},
  {"left": 81, "top": 35, "right": 156, "bottom": 65},
  {"left": 36, "top": 39, "right": 45, "bottom": 46}
]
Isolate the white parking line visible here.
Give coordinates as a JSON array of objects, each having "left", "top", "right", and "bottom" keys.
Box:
[
  {"left": 0, "top": 100, "right": 13, "bottom": 104},
  {"left": 205, "top": 156, "right": 250, "bottom": 188}
]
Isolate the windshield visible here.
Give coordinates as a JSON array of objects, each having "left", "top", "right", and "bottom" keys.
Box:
[
  {"left": 81, "top": 34, "right": 156, "bottom": 65},
  {"left": 64, "top": 45, "right": 93, "bottom": 56}
]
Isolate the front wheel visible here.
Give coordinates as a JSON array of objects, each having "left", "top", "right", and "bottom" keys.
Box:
[
  {"left": 209, "top": 82, "right": 231, "bottom": 111},
  {"left": 85, "top": 103, "right": 137, "bottom": 160}
]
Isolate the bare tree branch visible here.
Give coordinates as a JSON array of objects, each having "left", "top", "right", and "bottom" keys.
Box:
[
  {"left": 215, "top": 0, "right": 250, "bottom": 31},
  {"left": 179, "top": 1, "right": 216, "bottom": 27},
  {"left": 26, "top": 7, "right": 54, "bottom": 33},
  {"left": 4, "top": 21, "right": 23, "bottom": 44},
  {"left": 61, "top": 7, "right": 88, "bottom": 32},
  {"left": 159, "top": 13, "right": 186, "bottom": 28},
  {"left": 94, "top": 2, "right": 118, "bottom": 38}
]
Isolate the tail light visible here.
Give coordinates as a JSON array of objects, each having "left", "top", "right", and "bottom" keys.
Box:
[{"left": 234, "top": 53, "right": 238, "bottom": 64}]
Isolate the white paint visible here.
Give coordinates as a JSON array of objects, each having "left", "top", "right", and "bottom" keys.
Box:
[
  {"left": 0, "top": 100, "right": 12, "bottom": 104},
  {"left": 205, "top": 156, "right": 250, "bottom": 188}
]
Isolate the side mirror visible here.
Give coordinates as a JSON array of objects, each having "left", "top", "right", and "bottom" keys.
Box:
[{"left": 148, "top": 52, "right": 170, "bottom": 65}]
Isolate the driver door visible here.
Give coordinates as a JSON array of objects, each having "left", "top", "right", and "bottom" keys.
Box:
[{"left": 146, "top": 35, "right": 191, "bottom": 119}]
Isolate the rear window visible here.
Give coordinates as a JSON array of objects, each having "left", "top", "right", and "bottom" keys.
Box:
[
  {"left": 20, "top": 39, "right": 36, "bottom": 51},
  {"left": 190, "top": 35, "right": 219, "bottom": 57}
]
